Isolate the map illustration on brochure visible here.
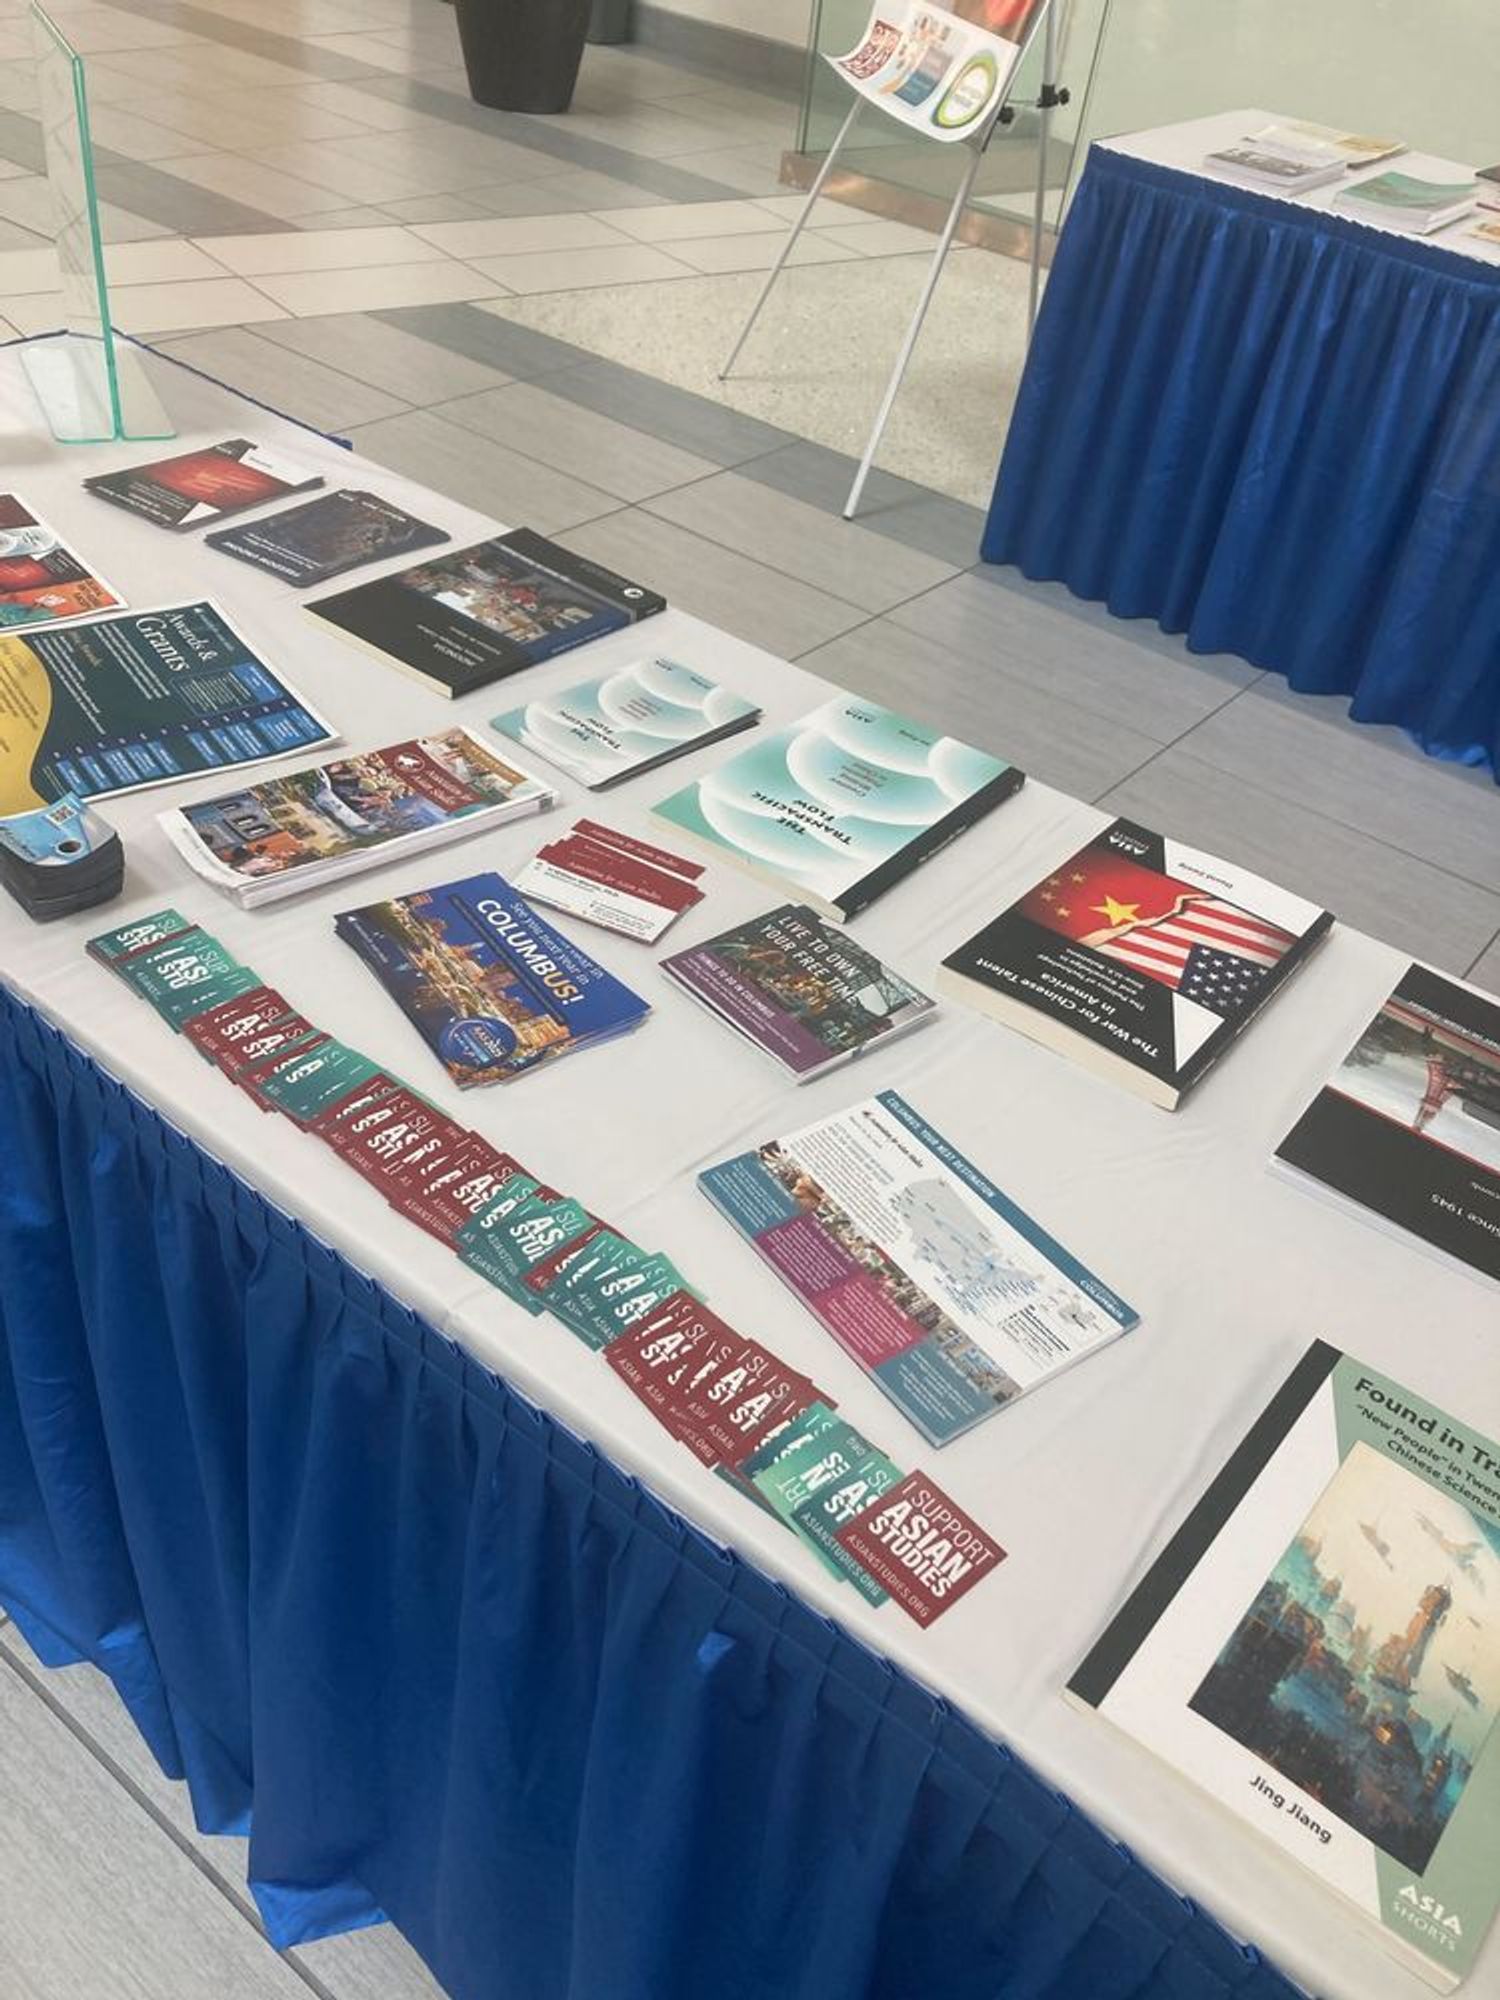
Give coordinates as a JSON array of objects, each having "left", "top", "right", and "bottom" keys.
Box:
[
  {"left": 1071, "top": 1345, "right": 1500, "bottom": 1989},
  {"left": 0, "top": 601, "right": 336, "bottom": 814},
  {"left": 0, "top": 495, "right": 123, "bottom": 629},
  {"left": 700, "top": 1090, "right": 1136, "bottom": 1444}
]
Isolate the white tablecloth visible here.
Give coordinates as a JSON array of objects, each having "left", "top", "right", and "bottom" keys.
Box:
[
  {"left": 1107, "top": 108, "right": 1500, "bottom": 269},
  {"left": 1, "top": 337, "right": 1495, "bottom": 2000}
]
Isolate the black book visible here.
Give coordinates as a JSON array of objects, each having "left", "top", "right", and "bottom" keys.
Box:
[
  {"left": 939, "top": 818, "right": 1332, "bottom": 1108},
  {"left": 1275, "top": 964, "right": 1500, "bottom": 1285},
  {"left": 306, "top": 528, "right": 665, "bottom": 699}
]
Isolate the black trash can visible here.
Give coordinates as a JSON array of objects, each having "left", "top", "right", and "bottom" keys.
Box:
[{"left": 454, "top": 0, "right": 592, "bottom": 112}]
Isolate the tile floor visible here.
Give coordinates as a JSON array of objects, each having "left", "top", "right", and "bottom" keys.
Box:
[{"left": 0, "top": 3, "right": 1497, "bottom": 1995}]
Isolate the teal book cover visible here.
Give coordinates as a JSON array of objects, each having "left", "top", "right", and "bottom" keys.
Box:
[{"left": 651, "top": 694, "right": 1022, "bottom": 919}]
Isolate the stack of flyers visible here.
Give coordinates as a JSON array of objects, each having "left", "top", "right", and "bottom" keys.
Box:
[
  {"left": 334, "top": 871, "right": 651, "bottom": 1088},
  {"left": 512, "top": 819, "right": 704, "bottom": 944},
  {"left": 89, "top": 908, "right": 1006, "bottom": 1630},
  {"left": 491, "top": 655, "right": 760, "bottom": 790},
  {"left": 0, "top": 496, "right": 123, "bottom": 629},
  {"left": 158, "top": 728, "right": 556, "bottom": 909}
]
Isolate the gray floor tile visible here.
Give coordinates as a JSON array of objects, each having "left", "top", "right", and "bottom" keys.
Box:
[
  {"left": 463, "top": 167, "right": 689, "bottom": 214},
  {"left": 1101, "top": 749, "right": 1500, "bottom": 975},
  {"left": 560, "top": 508, "right": 868, "bottom": 659},
  {"left": 1177, "top": 677, "right": 1500, "bottom": 892},
  {"left": 151, "top": 326, "right": 410, "bottom": 431},
  {"left": 887, "top": 569, "right": 1261, "bottom": 742},
  {"left": 94, "top": 158, "right": 292, "bottom": 236},
  {"left": 0, "top": 1644, "right": 309, "bottom": 2000},
  {"left": 544, "top": 355, "right": 794, "bottom": 467},
  {"left": 1467, "top": 932, "right": 1500, "bottom": 990},
  {"left": 433, "top": 380, "right": 717, "bottom": 503},
  {"left": 138, "top": 1, "right": 392, "bottom": 83},
  {"left": 344, "top": 406, "right": 622, "bottom": 535},
  {"left": 379, "top": 194, "right": 496, "bottom": 225},
  {"left": 741, "top": 439, "right": 987, "bottom": 566},
  {"left": 798, "top": 618, "right": 1162, "bottom": 798},
  {"left": 255, "top": 311, "right": 515, "bottom": 404},
  {"left": 646, "top": 471, "right": 959, "bottom": 613},
  {"left": 291, "top": 207, "right": 397, "bottom": 231},
  {"left": 375, "top": 302, "right": 593, "bottom": 380}
]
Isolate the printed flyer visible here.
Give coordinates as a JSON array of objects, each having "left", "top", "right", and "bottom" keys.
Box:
[{"left": 828, "top": 0, "right": 1047, "bottom": 141}]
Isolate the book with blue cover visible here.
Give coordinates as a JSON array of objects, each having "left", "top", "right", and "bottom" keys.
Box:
[{"left": 334, "top": 870, "right": 650, "bottom": 1087}]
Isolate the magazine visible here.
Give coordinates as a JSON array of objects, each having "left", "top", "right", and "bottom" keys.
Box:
[
  {"left": 1275, "top": 966, "right": 1500, "bottom": 1285},
  {"left": 206, "top": 488, "right": 447, "bottom": 586},
  {"left": 492, "top": 654, "right": 760, "bottom": 790},
  {"left": 335, "top": 870, "right": 650, "bottom": 1087},
  {"left": 653, "top": 694, "right": 1023, "bottom": 921},
  {"left": 84, "top": 439, "right": 323, "bottom": 531},
  {"left": 662, "top": 903, "right": 935, "bottom": 1080},
  {"left": 0, "top": 601, "right": 336, "bottom": 815},
  {"left": 700, "top": 1089, "right": 1137, "bottom": 1445},
  {"left": 307, "top": 529, "right": 665, "bottom": 698},
  {"left": 158, "top": 727, "right": 555, "bottom": 908},
  {"left": 1071, "top": 1343, "right": 1500, "bottom": 1990},
  {"left": 0, "top": 495, "right": 123, "bottom": 628}
]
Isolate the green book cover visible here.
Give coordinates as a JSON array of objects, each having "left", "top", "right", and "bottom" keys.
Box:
[
  {"left": 652, "top": 694, "right": 1022, "bottom": 920},
  {"left": 1339, "top": 171, "right": 1476, "bottom": 211}
]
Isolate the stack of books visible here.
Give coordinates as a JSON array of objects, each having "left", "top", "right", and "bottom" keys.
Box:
[
  {"left": 1205, "top": 118, "right": 1404, "bottom": 193},
  {"left": 1335, "top": 170, "right": 1478, "bottom": 233}
]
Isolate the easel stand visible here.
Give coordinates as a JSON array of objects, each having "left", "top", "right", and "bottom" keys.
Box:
[{"left": 721, "top": 0, "right": 1066, "bottom": 520}]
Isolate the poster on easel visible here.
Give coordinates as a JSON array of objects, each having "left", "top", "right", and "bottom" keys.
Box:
[{"left": 828, "top": 0, "right": 1048, "bottom": 141}]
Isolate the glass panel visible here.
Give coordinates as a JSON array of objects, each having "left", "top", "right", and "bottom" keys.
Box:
[{"left": 22, "top": 3, "right": 173, "bottom": 445}]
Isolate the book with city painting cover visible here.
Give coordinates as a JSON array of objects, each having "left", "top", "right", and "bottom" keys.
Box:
[
  {"left": 206, "top": 488, "right": 447, "bottom": 586},
  {"left": 662, "top": 903, "right": 935, "bottom": 1081},
  {"left": 83, "top": 440, "right": 324, "bottom": 531},
  {"left": 938, "top": 818, "right": 1332, "bottom": 1108},
  {"left": 699, "top": 1089, "right": 1136, "bottom": 1445},
  {"left": 1274, "top": 966, "right": 1500, "bottom": 1286},
  {"left": 307, "top": 529, "right": 665, "bottom": 699},
  {"left": 1069, "top": 1342, "right": 1500, "bottom": 1990},
  {"left": 653, "top": 694, "right": 1023, "bottom": 921}
]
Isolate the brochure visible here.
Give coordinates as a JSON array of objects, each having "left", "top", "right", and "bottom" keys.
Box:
[
  {"left": 307, "top": 528, "right": 665, "bottom": 699},
  {"left": 700, "top": 1089, "right": 1137, "bottom": 1445},
  {"left": 159, "top": 727, "right": 555, "bottom": 908},
  {"left": 0, "top": 496, "right": 123, "bottom": 628},
  {"left": 654, "top": 693, "right": 1023, "bottom": 921},
  {"left": 513, "top": 819, "right": 704, "bottom": 943},
  {"left": 828, "top": 2, "right": 1046, "bottom": 143},
  {"left": 206, "top": 487, "right": 447, "bottom": 586},
  {"left": 335, "top": 870, "right": 651, "bottom": 1087},
  {"left": 492, "top": 655, "right": 760, "bottom": 790},
  {"left": 84, "top": 439, "right": 323, "bottom": 531},
  {"left": 662, "top": 902, "right": 935, "bottom": 1080},
  {"left": 939, "top": 816, "right": 1332, "bottom": 1109},
  {"left": 1071, "top": 1344, "right": 1500, "bottom": 1990},
  {"left": 1275, "top": 965, "right": 1500, "bottom": 1285},
  {"left": 0, "top": 601, "right": 336, "bottom": 815}
]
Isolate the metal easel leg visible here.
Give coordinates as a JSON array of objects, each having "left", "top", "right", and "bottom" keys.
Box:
[
  {"left": 720, "top": 96, "right": 860, "bottom": 381},
  {"left": 1026, "top": 0, "right": 1061, "bottom": 341},
  {"left": 842, "top": 139, "right": 984, "bottom": 520}
]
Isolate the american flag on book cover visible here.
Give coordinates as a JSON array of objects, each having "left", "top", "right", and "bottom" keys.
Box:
[{"left": 1019, "top": 850, "right": 1296, "bottom": 1014}]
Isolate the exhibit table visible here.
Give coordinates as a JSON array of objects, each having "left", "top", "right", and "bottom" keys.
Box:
[
  {"left": 983, "top": 109, "right": 1500, "bottom": 776},
  {"left": 1, "top": 338, "right": 1496, "bottom": 2000}
]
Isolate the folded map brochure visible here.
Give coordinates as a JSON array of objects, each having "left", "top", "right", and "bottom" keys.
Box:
[
  {"left": 1070, "top": 1343, "right": 1500, "bottom": 1989},
  {"left": 88, "top": 906, "right": 1008, "bottom": 1632},
  {"left": 492, "top": 655, "right": 760, "bottom": 790},
  {"left": 700, "top": 1090, "right": 1137, "bottom": 1446},
  {"left": 662, "top": 903, "right": 935, "bottom": 1081},
  {"left": 84, "top": 439, "right": 324, "bottom": 531},
  {"left": 335, "top": 870, "right": 650, "bottom": 1087},
  {"left": 307, "top": 529, "right": 666, "bottom": 700},
  {"left": 1275, "top": 966, "right": 1500, "bottom": 1287},
  {"left": 939, "top": 817, "right": 1332, "bottom": 1109},
  {"left": 514, "top": 820, "right": 704, "bottom": 944},
  {"left": 829, "top": 2, "right": 1045, "bottom": 144},
  {"left": 206, "top": 488, "right": 447, "bottom": 587},
  {"left": 159, "top": 728, "right": 556, "bottom": 910},
  {"left": 0, "top": 601, "right": 336, "bottom": 816},
  {"left": 0, "top": 495, "right": 123, "bottom": 629},
  {"left": 654, "top": 694, "right": 1023, "bottom": 922}
]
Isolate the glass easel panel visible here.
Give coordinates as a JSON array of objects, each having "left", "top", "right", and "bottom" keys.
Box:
[{"left": 22, "top": 4, "right": 173, "bottom": 444}]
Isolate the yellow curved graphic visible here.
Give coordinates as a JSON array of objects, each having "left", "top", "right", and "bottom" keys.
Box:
[{"left": 0, "top": 634, "right": 55, "bottom": 813}]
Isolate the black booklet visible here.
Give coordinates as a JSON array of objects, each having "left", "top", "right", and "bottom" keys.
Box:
[
  {"left": 83, "top": 439, "right": 323, "bottom": 531},
  {"left": 306, "top": 528, "right": 665, "bottom": 699},
  {"left": 207, "top": 488, "right": 446, "bottom": 586},
  {"left": 1276, "top": 964, "right": 1500, "bottom": 1284},
  {"left": 939, "top": 817, "right": 1332, "bottom": 1108}
]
